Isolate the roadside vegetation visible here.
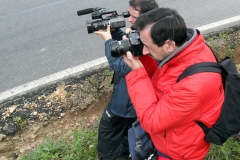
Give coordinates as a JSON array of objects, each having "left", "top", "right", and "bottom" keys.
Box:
[
  {"left": 7, "top": 29, "right": 240, "bottom": 160},
  {"left": 19, "top": 123, "right": 99, "bottom": 160},
  {"left": 18, "top": 124, "right": 240, "bottom": 160}
]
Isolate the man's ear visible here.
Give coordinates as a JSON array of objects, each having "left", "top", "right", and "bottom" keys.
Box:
[{"left": 164, "top": 40, "right": 176, "bottom": 53}]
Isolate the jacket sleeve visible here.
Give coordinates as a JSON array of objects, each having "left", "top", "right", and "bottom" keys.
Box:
[
  {"left": 125, "top": 68, "right": 210, "bottom": 134},
  {"left": 111, "top": 28, "right": 126, "bottom": 41},
  {"left": 139, "top": 55, "right": 158, "bottom": 78}
]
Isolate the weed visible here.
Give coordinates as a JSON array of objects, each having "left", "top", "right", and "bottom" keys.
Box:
[
  {"left": 206, "top": 43, "right": 221, "bottom": 60},
  {"left": 66, "top": 92, "right": 71, "bottom": 98},
  {"left": 205, "top": 137, "right": 240, "bottom": 160},
  {"left": 19, "top": 123, "right": 240, "bottom": 160},
  {"left": 104, "top": 70, "right": 113, "bottom": 76},
  {"left": 28, "top": 105, "right": 34, "bottom": 110},
  {"left": 20, "top": 137, "right": 67, "bottom": 160},
  {"left": 88, "top": 77, "right": 96, "bottom": 84},
  {"left": 218, "top": 32, "right": 228, "bottom": 39},
  {"left": 93, "top": 86, "right": 98, "bottom": 93},
  {"left": 225, "top": 47, "right": 235, "bottom": 59},
  {"left": 210, "top": 35, "right": 218, "bottom": 40},
  {"left": 13, "top": 117, "right": 27, "bottom": 130},
  {"left": 20, "top": 126, "right": 98, "bottom": 160},
  {"left": 106, "top": 79, "right": 112, "bottom": 86}
]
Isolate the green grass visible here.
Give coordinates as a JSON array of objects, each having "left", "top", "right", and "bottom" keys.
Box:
[
  {"left": 19, "top": 125, "right": 98, "bottom": 160},
  {"left": 18, "top": 122, "right": 240, "bottom": 160},
  {"left": 205, "top": 137, "right": 240, "bottom": 160}
]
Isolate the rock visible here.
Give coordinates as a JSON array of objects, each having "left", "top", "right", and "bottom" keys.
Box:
[
  {"left": 2, "top": 124, "right": 18, "bottom": 136},
  {"left": 0, "top": 134, "right": 6, "bottom": 141},
  {"left": 0, "top": 156, "right": 8, "bottom": 160},
  {"left": 32, "top": 126, "right": 40, "bottom": 134},
  {"left": 20, "top": 146, "right": 31, "bottom": 153}
]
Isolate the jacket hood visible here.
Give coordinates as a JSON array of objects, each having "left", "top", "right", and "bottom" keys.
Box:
[{"left": 159, "top": 28, "right": 197, "bottom": 67}]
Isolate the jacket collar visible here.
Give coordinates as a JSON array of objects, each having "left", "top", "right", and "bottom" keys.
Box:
[{"left": 158, "top": 28, "right": 198, "bottom": 68}]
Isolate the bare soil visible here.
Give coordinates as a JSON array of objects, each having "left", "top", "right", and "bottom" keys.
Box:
[
  {"left": 0, "top": 68, "right": 114, "bottom": 159},
  {"left": 0, "top": 100, "right": 108, "bottom": 159},
  {"left": 1, "top": 29, "right": 240, "bottom": 160}
]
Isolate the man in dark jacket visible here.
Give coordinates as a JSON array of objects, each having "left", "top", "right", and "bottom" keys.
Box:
[{"left": 94, "top": 0, "right": 158, "bottom": 159}]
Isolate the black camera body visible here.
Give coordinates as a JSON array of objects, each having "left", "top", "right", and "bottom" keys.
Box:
[
  {"left": 77, "top": 7, "right": 129, "bottom": 34},
  {"left": 109, "top": 30, "right": 143, "bottom": 57}
]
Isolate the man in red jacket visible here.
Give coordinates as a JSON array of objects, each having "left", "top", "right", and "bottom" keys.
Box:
[{"left": 123, "top": 8, "right": 224, "bottom": 159}]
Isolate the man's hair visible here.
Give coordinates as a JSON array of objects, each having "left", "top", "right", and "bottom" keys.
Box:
[
  {"left": 129, "top": 0, "right": 158, "bottom": 14},
  {"left": 135, "top": 8, "right": 187, "bottom": 47}
]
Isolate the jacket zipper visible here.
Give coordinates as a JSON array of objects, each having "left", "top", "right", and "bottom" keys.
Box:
[{"left": 164, "top": 131, "right": 169, "bottom": 158}]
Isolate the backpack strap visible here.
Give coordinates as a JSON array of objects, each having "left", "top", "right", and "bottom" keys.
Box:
[
  {"left": 177, "top": 62, "right": 223, "bottom": 135},
  {"left": 177, "top": 62, "right": 222, "bottom": 82},
  {"left": 132, "top": 120, "right": 146, "bottom": 152},
  {"left": 111, "top": 72, "right": 121, "bottom": 85}
]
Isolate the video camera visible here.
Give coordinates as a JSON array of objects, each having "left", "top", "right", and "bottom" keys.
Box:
[
  {"left": 109, "top": 30, "right": 143, "bottom": 57},
  {"left": 77, "top": 7, "right": 130, "bottom": 34}
]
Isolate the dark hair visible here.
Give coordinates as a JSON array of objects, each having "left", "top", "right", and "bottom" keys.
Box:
[
  {"left": 129, "top": 0, "right": 158, "bottom": 14},
  {"left": 135, "top": 8, "right": 187, "bottom": 47}
]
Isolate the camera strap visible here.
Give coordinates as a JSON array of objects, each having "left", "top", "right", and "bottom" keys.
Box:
[{"left": 111, "top": 72, "right": 121, "bottom": 85}]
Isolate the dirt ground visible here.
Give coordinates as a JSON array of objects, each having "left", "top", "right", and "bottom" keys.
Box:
[
  {"left": 1, "top": 29, "right": 240, "bottom": 159},
  {"left": 0, "top": 96, "right": 109, "bottom": 159}
]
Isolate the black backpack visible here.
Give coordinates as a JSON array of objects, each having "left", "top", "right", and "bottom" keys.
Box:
[{"left": 177, "top": 56, "right": 240, "bottom": 145}]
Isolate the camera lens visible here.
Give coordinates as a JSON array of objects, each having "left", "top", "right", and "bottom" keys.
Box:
[
  {"left": 86, "top": 19, "right": 109, "bottom": 34},
  {"left": 86, "top": 20, "right": 94, "bottom": 34},
  {"left": 110, "top": 40, "right": 130, "bottom": 57}
]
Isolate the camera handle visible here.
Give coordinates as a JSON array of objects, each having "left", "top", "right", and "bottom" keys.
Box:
[{"left": 91, "top": 10, "right": 118, "bottom": 20}]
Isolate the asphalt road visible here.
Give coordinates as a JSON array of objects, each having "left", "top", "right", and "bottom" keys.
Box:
[{"left": 1, "top": 0, "right": 240, "bottom": 93}]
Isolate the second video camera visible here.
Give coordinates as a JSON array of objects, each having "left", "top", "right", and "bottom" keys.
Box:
[
  {"left": 77, "top": 7, "right": 129, "bottom": 34},
  {"left": 109, "top": 30, "right": 143, "bottom": 57}
]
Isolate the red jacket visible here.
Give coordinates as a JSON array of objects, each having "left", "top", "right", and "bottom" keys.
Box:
[{"left": 126, "top": 29, "right": 224, "bottom": 159}]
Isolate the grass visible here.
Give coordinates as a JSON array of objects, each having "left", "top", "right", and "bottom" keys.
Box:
[
  {"left": 19, "top": 124, "right": 98, "bottom": 160},
  {"left": 205, "top": 137, "right": 240, "bottom": 160},
  {"left": 18, "top": 122, "right": 240, "bottom": 160}
]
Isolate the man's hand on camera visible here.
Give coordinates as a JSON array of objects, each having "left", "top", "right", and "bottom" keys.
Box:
[
  {"left": 94, "top": 25, "right": 112, "bottom": 41},
  {"left": 125, "top": 28, "right": 132, "bottom": 34},
  {"left": 123, "top": 51, "right": 143, "bottom": 70},
  {"left": 122, "top": 28, "right": 132, "bottom": 40}
]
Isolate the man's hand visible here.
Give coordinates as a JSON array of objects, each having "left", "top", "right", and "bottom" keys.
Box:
[
  {"left": 122, "top": 28, "right": 132, "bottom": 39},
  {"left": 125, "top": 28, "right": 132, "bottom": 34},
  {"left": 123, "top": 51, "right": 143, "bottom": 70},
  {"left": 94, "top": 25, "right": 112, "bottom": 41}
]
